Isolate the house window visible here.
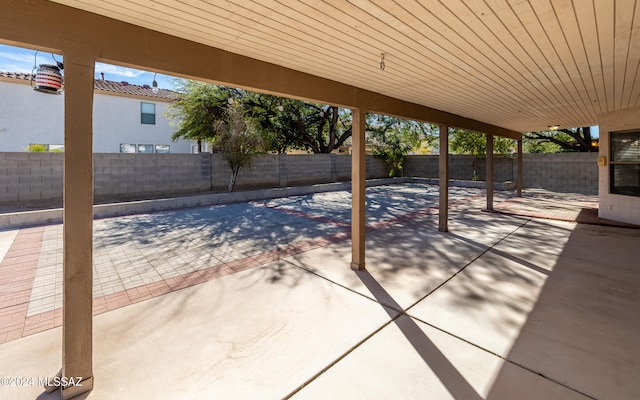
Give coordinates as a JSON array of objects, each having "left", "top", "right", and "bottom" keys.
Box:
[
  {"left": 141, "top": 102, "right": 156, "bottom": 124},
  {"left": 610, "top": 130, "right": 640, "bottom": 196},
  {"left": 155, "top": 144, "right": 170, "bottom": 153},
  {"left": 138, "top": 144, "right": 154, "bottom": 153},
  {"left": 120, "top": 143, "right": 136, "bottom": 153}
]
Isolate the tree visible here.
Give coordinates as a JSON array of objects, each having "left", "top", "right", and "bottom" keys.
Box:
[
  {"left": 165, "top": 80, "right": 240, "bottom": 152},
  {"left": 449, "top": 129, "right": 515, "bottom": 156},
  {"left": 367, "top": 115, "right": 437, "bottom": 177},
  {"left": 242, "top": 93, "right": 352, "bottom": 153},
  {"left": 449, "top": 129, "right": 515, "bottom": 180},
  {"left": 241, "top": 94, "right": 305, "bottom": 153},
  {"left": 525, "top": 127, "right": 595, "bottom": 152},
  {"left": 523, "top": 135, "right": 567, "bottom": 153},
  {"left": 167, "top": 80, "right": 355, "bottom": 154},
  {"left": 26, "top": 144, "right": 47, "bottom": 152},
  {"left": 213, "top": 103, "right": 264, "bottom": 192}
]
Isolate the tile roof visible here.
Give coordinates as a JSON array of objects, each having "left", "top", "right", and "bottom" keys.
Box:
[{"left": 0, "top": 71, "right": 177, "bottom": 101}]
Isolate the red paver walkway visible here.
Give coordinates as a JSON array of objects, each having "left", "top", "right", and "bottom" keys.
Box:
[{"left": 0, "top": 227, "right": 44, "bottom": 343}]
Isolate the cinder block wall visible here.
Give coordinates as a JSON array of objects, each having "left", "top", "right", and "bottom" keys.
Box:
[
  {"left": 0, "top": 152, "right": 63, "bottom": 205},
  {"left": 0, "top": 152, "right": 599, "bottom": 206},
  {"left": 366, "top": 156, "right": 393, "bottom": 178},
  {"left": 211, "top": 153, "right": 280, "bottom": 191},
  {"left": 404, "top": 155, "right": 514, "bottom": 181},
  {"left": 211, "top": 154, "right": 388, "bottom": 189},
  {"left": 335, "top": 154, "right": 352, "bottom": 181},
  {"left": 0, "top": 153, "right": 211, "bottom": 205},
  {"left": 93, "top": 153, "right": 210, "bottom": 200},
  {"left": 405, "top": 153, "right": 597, "bottom": 194},
  {"left": 522, "top": 152, "right": 598, "bottom": 193},
  {"left": 286, "top": 154, "right": 333, "bottom": 186}
]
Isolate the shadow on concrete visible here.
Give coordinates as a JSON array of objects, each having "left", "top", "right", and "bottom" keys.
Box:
[
  {"left": 35, "top": 389, "right": 91, "bottom": 400},
  {"left": 485, "top": 222, "right": 640, "bottom": 399},
  {"left": 449, "top": 232, "right": 551, "bottom": 277},
  {"left": 355, "top": 269, "right": 483, "bottom": 400},
  {"left": 575, "top": 207, "right": 640, "bottom": 229}
]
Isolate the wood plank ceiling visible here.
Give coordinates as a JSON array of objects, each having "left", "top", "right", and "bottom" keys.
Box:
[{"left": 51, "top": 0, "right": 640, "bottom": 133}]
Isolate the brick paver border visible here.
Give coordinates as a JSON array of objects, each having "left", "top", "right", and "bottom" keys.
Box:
[
  {"left": 1, "top": 190, "right": 490, "bottom": 345},
  {"left": 1, "top": 225, "right": 355, "bottom": 344},
  {"left": 0, "top": 227, "right": 44, "bottom": 343}
]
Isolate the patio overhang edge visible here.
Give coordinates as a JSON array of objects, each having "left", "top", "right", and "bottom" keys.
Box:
[{"left": 0, "top": 0, "right": 521, "bottom": 140}]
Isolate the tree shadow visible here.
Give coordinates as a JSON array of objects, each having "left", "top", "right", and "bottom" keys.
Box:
[
  {"left": 90, "top": 201, "right": 344, "bottom": 287},
  {"left": 89, "top": 183, "right": 573, "bottom": 342}
]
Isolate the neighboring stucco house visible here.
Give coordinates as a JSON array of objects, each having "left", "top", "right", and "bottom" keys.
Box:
[{"left": 0, "top": 71, "right": 193, "bottom": 153}]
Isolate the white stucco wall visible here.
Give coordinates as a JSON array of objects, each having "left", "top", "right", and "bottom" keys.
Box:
[
  {"left": 598, "top": 107, "right": 640, "bottom": 226},
  {"left": 0, "top": 78, "right": 192, "bottom": 153},
  {"left": 92, "top": 93, "right": 190, "bottom": 153},
  {"left": 0, "top": 79, "right": 64, "bottom": 151}
]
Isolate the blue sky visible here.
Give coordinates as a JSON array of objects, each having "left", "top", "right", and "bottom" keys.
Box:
[{"left": 0, "top": 43, "right": 175, "bottom": 89}]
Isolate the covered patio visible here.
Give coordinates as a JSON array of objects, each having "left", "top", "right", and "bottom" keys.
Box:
[
  {"left": 1, "top": 1, "right": 639, "bottom": 399},
  {"left": 1, "top": 186, "right": 638, "bottom": 399}
]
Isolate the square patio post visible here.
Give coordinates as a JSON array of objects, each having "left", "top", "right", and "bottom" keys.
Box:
[
  {"left": 351, "top": 108, "right": 366, "bottom": 270},
  {"left": 62, "top": 47, "right": 95, "bottom": 399},
  {"left": 486, "top": 133, "right": 494, "bottom": 211},
  {"left": 517, "top": 138, "right": 523, "bottom": 197},
  {"left": 439, "top": 125, "right": 449, "bottom": 232}
]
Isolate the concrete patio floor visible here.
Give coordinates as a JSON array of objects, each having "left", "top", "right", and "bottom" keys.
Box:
[{"left": 0, "top": 184, "right": 638, "bottom": 399}]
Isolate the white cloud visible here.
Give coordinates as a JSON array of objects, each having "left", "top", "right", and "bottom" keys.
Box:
[
  {"left": 95, "top": 62, "right": 147, "bottom": 79},
  {"left": 0, "top": 46, "right": 63, "bottom": 73},
  {"left": 0, "top": 50, "right": 38, "bottom": 73}
]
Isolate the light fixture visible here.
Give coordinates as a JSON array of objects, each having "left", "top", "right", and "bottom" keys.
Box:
[
  {"left": 548, "top": 124, "right": 560, "bottom": 131},
  {"left": 380, "top": 53, "right": 385, "bottom": 71},
  {"left": 227, "top": 96, "right": 234, "bottom": 105},
  {"left": 277, "top": 105, "right": 284, "bottom": 112},
  {"left": 152, "top": 73, "right": 159, "bottom": 94},
  {"left": 31, "top": 51, "right": 64, "bottom": 95}
]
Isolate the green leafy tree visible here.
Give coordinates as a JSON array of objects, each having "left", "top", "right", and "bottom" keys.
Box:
[
  {"left": 523, "top": 136, "right": 566, "bottom": 153},
  {"left": 165, "top": 80, "right": 240, "bottom": 152},
  {"left": 367, "top": 115, "right": 437, "bottom": 177},
  {"left": 449, "top": 129, "right": 515, "bottom": 180},
  {"left": 25, "top": 144, "right": 64, "bottom": 152},
  {"left": 449, "top": 129, "right": 515, "bottom": 156},
  {"left": 166, "top": 80, "right": 354, "bottom": 154},
  {"left": 213, "top": 103, "right": 264, "bottom": 192},
  {"left": 525, "top": 127, "right": 595, "bottom": 152},
  {"left": 241, "top": 94, "right": 305, "bottom": 153},
  {"left": 26, "top": 144, "right": 47, "bottom": 152},
  {"left": 242, "top": 93, "right": 352, "bottom": 153}
]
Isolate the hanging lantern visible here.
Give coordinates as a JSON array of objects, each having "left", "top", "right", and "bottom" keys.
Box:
[{"left": 33, "top": 64, "right": 63, "bottom": 94}]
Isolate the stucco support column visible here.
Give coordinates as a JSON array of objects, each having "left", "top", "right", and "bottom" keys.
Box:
[
  {"left": 486, "top": 134, "right": 494, "bottom": 211},
  {"left": 351, "top": 108, "right": 366, "bottom": 270},
  {"left": 438, "top": 125, "right": 449, "bottom": 232},
  {"left": 62, "top": 48, "right": 95, "bottom": 399},
  {"left": 517, "top": 138, "right": 523, "bottom": 197}
]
